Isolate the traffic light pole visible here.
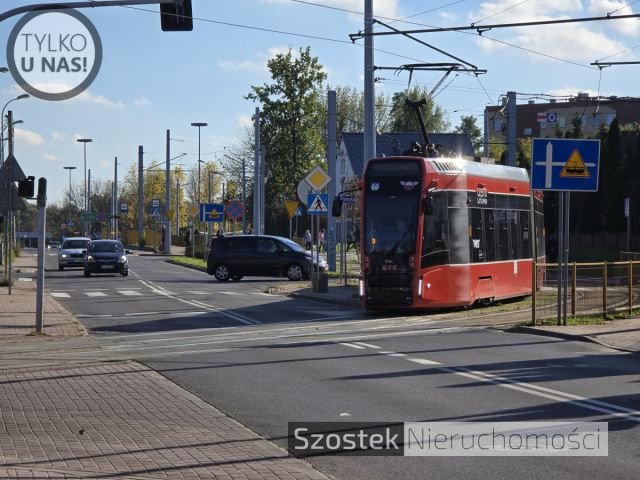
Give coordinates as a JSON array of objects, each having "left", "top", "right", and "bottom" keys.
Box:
[{"left": 35, "top": 178, "right": 46, "bottom": 334}]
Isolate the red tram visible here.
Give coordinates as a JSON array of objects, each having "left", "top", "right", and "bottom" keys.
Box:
[{"left": 358, "top": 156, "right": 545, "bottom": 309}]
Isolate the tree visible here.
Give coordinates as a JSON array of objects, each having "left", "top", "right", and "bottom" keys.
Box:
[
  {"left": 246, "top": 47, "right": 327, "bottom": 233},
  {"left": 455, "top": 115, "right": 482, "bottom": 153},
  {"left": 388, "top": 85, "right": 449, "bottom": 133}
]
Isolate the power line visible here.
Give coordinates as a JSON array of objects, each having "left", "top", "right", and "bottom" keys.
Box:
[
  {"left": 608, "top": 0, "right": 640, "bottom": 16},
  {"left": 471, "top": 0, "right": 530, "bottom": 26}
]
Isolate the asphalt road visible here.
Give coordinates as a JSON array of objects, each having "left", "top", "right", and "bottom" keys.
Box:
[{"left": 36, "top": 251, "right": 640, "bottom": 479}]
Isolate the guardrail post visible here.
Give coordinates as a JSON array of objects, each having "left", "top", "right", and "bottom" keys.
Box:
[
  {"left": 603, "top": 262, "right": 608, "bottom": 320},
  {"left": 531, "top": 261, "right": 536, "bottom": 326},
  {"left": 629, "top": 260, "right": 633, "bottom": 316},
  {"left": 572, "top": 262, "right": 576, "bottom": 317}
]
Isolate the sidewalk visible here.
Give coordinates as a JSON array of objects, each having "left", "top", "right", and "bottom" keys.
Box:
[
  {"left": 267, "top": 279, "right": 360, "bottom": 307},
  {"left": 519, "top": 319, "right": 640, "bottom": 354},
  {"left": 0, "top": 252, "right": 85, "bottom": 340},
  {"left": 0, "top": 361, "right": 327, "bottom": 480}
]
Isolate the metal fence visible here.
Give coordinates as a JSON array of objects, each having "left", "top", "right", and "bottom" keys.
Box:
[{"left": 533, "top": 261, "right": 640, "bottom": 325}]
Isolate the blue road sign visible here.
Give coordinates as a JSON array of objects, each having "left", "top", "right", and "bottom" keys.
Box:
[
  {"left": 149, "top": 205, "right": 164, "bottom": 217},
  {"left": 294, "top": 206, "right": 302, "bottom": 217},
  {"left": 307, "top": 193, "right": 328, "bottom": 215},
  {"left": 531, "top": 138, "right": 600, "bottom": 192},
  {"left": 120, "top": 202, "right": 128, "bottom": 213},
  {"left": 200, "top": 203, "right": 224, "bottom": 222}
]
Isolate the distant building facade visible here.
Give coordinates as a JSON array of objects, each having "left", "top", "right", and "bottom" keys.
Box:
[{"left": 484, "top": 93, "right": 640, "bottom": 141}]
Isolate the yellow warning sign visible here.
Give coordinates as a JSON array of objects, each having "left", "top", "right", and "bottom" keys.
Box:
[
  {"left": 208, "top": 209, "right": 220, "bottom": 219},
  {"left": 285, "top": 201, "right": 299, "bottom": 219},
  {"left": 560, "top": 149, "right": 590, "bottom": 178}
]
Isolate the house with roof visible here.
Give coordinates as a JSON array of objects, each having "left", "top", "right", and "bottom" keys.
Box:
[{"left": 336, "top": 132, "right": 475, "bottom": 188}]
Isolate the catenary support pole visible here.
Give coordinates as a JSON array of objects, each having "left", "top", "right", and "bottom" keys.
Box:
[
  {"left": 364, "top": 0, "right": 376, "bottom": 163},
  {"left": 165, "top": 129, "right": 171, "bottom": 254},
  {"left": 506, "top": 91, "right": 517, "bottom": 167},
  {"left": 327, "top": 89, "right": 337, "bottom": 271},
  {"left": 138, "top": 146, "right": 144, "bottom": 247},
  {"left": 253, "top": 108, "right": 260, "bottom": 235},
  {"left": 260, "top": 145, "right": 266, "bottom": 235}
]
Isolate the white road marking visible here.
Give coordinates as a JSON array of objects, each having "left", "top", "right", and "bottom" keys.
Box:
[
  {"left": 219, "top": 291, "right": 241, "bottom": 295},
  {"left": 253, "top": 292, "right": 276, "bottom": 297},
  {"left": 50, "top": 292, "right": 70, "bottom": 298},
  {"left": 353, "top": 342, "right": 381, "bottom": 349},
  {"left": 340, "top": 413, "right": 351, "bottom": 417},
  {"left": 85, "top": 291, "right": 107, "bottom": 297},
  {"left": 18, "top": 278, "right": 32, "bottom": 282},
  {"left": 119, "top": 290, "right": 143, "bottom": 296},
  {"left": 407, "top": 357, "right": 441, "bottom": 366},
  {"left": 339, "top": 342, "right": 366, "bottom": 349}
]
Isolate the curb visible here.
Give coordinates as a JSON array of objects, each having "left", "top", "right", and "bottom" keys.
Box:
[
  {"left": 509, "top": 325, "right": 639, "bottom": 355},
  {"left": 165, "top": 258, "right": 208, "bottom": 274}
]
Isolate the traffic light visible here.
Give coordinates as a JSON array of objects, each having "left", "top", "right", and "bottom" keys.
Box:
[
  {"left": 160, "top": 0, "right": 193, "bottom": 31},
  {"left": 18, "top": 176, "right": 35, "bottom": 198}
]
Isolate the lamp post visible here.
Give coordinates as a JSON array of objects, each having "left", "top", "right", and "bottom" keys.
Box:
[
  {"left": 190, "top": 122, "right": 207, "bottom": 206},
  {"left": 63, "top": 166, "right": 76, "bottom": 205},
  {"left": 1, "top": 94, "right": 29, "bottom": 163},
  {"left": 76, "top": 138, "right": 92, "bottom": 235}
]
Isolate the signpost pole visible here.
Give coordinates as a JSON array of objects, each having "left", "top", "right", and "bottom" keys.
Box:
[
  {"left": 563, "top": 192, "right": 570, "bottom": 325},
  {"left": 626, "top": 198, "right": 631, "bottom": 252},
  {"left": 557, "top": 192, "right": 564, "bottom": 326},
  {"left": 35, "top": 178, "right": 46, "bottom": 334}
]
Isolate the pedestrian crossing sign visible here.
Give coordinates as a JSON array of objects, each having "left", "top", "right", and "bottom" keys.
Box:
[{"left": 307, "top": 193, "right": 328, "bottom": 215}]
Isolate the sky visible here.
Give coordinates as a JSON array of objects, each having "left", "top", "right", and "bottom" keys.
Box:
[{"left": 2, "top": 0, "right": 640, "bottom": 205}]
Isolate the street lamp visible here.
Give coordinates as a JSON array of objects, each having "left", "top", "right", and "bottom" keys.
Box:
[
  {"left": 1, "top": 93, "right": 29, "bottom": 162},
  {"left": 190, "top": 122, "right": 207, "bottom": 205},
  {"left": 63, "top": 166, "right": 77, "bottom": 204},
  {"left": 76, "top": 138, "right": 92, "bottom": 210}
]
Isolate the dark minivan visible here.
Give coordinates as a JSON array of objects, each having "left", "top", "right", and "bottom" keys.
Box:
[{"left": 206, "top": 235, "right": 326, "bottom": 282}]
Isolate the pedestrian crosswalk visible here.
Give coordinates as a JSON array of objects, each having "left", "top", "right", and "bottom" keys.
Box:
[{"left": 49, "top": 289, "right": 277, "bottom": 299}]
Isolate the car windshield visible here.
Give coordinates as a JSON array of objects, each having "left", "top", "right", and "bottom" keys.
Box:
[
  {"left": 279, "top": 238, "right": 305, "bottom": 253},
  {"left": 89, "top": 242, "right": 123, "bottom": 253},
  {"left": 62, "top": 240, "right": 90, "bottom": 249}
]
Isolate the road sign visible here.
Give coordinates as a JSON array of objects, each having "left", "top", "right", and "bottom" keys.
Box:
[
  {"left": 166, "top": 208, "right": 175, "bottom": 220},
  {"left": 120, "top": 202, "right": 128, "bottom": 213},
  {"left": 307, "top": 193, "right": 328, "bottom": 215},
  {"left": 67, "top": 219, "right": 75, "bottom": 227},
  {"left": 200, "top": 203, "right": 224, "bottom": 222},
  {"left": 531, "top": 138, "right": 600, "bottom": 192},
  {"left": 149, "top": 206, "right": 164, "bottom": 218},
  {"left": 225, "top": 200, "right": 244, "bottom": 221},
  {"left": 80, "top": 212, "right": 96, "bottom": 223},
  {"left": 285, "top": 201, "right": 299, "bottom": 219},
  {"left": 188, "top": 205, "right": 199, "bottom": 217},
  {"left": 152, "top": 198, "right": 160, "bottom": 208},
  {"left": 304, "top": 166, "right": 331, "bottom": 192},
  {"left": 341, "top": 195, "right": 357, "bottom": 203},
  {"left": 294, "top": 206, "right": 302, "bottom": 217},
  {"left": 625, "top": 198, "right": 630, "bottom": 218},
  {"left": 297, "top": 179, "right": 313, "bottom": 206},
  {"left": 96, "top": 213, "right": 109, "bottom": 223}
]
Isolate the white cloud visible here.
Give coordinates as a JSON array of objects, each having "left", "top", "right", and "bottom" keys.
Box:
[
  {"left": 262, "top": 0, "right": 400, "bottom": 20},
  {"left": 548, "top": 87, "right": 600, "bottom": 97},
  {"left": 218, "top": 59, "right": 264, "bottom": 72},
  {"left": 133, "top": 97, "right": 152, "bottom": 107},
  {"left": 100, "top": 159, "right": 110, "bottom": 167},
  {"left": 15, "top": 128, "right": 45, "bottom": 146},
  {"left": 588, "top": 0, "right": 640, "bottom": 36},
  {"left": 42, "top": 153, "right": 57, "bottom": 162},
  {"left": 51, "top": 131, "right": 67, "bottom": 142},
  {"left": 236, "top": 114, "right": 254, "bottom": 128},
  {"left": 74, "top": 90, "right": 125, "bottom": 109},
  {"left": 218, "top": 45, "right": 300, "bottom": 74}
]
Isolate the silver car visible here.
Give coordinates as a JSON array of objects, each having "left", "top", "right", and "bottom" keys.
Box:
[{"left": 58, "top": 237, "right": 91, "bottom": 270}]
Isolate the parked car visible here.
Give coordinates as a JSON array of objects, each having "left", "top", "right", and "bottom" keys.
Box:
[
  {"left": 58, "top": 237, "right": 91, "bottom": 270},
  {"left": 206, "top": 235, "right": 327, "bottom": 282},
  {"left": 83, "top": 240, "right": 129, "bottom": 277},
  {"left": 48, "top": 240, "right": 61, "bottom": 250}
]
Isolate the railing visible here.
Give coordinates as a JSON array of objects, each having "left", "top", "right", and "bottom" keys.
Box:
[{"left": 532, "top": 261, "right": 640, "bottom": 325}]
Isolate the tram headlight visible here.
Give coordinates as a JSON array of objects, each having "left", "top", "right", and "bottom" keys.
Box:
[
  {"left": 418, "top": 278, "right": 423, "bottom": 298},
  {"left": 359, "top": 279, "right": 364, "bottom": 297}
]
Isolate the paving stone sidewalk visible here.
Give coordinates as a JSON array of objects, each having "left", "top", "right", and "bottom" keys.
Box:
[
  {"left": 0, "top": 361, "right": 328, "bottom": 480},
  {"left": 0, "top": 253, "right": 85, "bottom": 341}
]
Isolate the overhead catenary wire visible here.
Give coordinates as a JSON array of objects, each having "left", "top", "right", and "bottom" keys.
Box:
[{"left": 470, "top": 0, "right": 530, "bottom": 26}]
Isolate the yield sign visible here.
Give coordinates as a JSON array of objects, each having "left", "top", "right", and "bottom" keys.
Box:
[{"left": 285, "top": 201, "right": 299, "bottom": 219}]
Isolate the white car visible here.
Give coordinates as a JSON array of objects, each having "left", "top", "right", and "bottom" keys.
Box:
[
  {"left": 58, "top": 237, "right": 91, "bottom": 270},
  {"left": 48, "top": 240, "right": 61, "bottom": 250}
]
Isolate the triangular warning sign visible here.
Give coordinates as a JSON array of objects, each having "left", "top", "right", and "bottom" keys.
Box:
[
  {"left": 560, "top": 149, "right": 590, "bottom": 178},
  {"left": 208, "top": 208, "right": 220, "bottom": 218}
]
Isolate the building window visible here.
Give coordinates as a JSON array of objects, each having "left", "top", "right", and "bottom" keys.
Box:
[
  {"left": 558, "top": 116, "right": 565, "bottom": 127},
  {"left": 606, "top": 113, "right": 616, "bottom": 125},
  {"left": 494, "top": 119, "right": 505, "bottom": 132},
  {"left": 592, "top": 114, "right": 600, "bottom": 127},
  {"left": 523, "top": 127, "right": 532, "bottom": 136}
]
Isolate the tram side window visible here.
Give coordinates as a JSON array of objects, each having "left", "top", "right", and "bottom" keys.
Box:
[
  {"left": 520, "top": 211, "right": 531, "bottom": 259},
  {"left": 421, "top": 192, "right": 449, "bottom": 268},
  {"left": 449, "top": 207, "right": 470, "bottom": 264},
  {"left": 470, "top": 209, "right": 484, "bottom": 263},
  {"left": 508, "top": 211, "right": 520, "bottom": 259},
  {"left": 484, "top": 210, "right": 496, "bottom": 262},
  {"left": 496, "top": 210, "right": 509, "bottom": 261}
]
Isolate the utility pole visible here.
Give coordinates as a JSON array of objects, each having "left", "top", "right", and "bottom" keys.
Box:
[
  {"left": 364, "top": 0, "right": 376, "bottom": 163},
  {"left": 165, "top": 129, "right": 171, "bottom": 254},
  {"left": 208, "top": 169, "right": 212, "bottom": 241},
  {"left": 253, "top": 107, "right": 260, "bottom": 235},
  {"left": 327, "top": 90, "right": 337, "bottom": 271},
  {"left": 7, "top": 110, "right": 13, "bottom": 294},
  {"left": 113, "top": 157, "right": 118, "bottom": 239},
  {"left": 176, "top": 179, "right": 180, "bottom": 236},
  {"left": 506, "top": 90, "right": 517, "bottom": 167},
  {"left": 138, "top": 145, "right": 144, "bottom": 247},
  {"left": 260, "top": 145, "right": 266, "bottom": 235},
  {"left": 35, "top": 178, "right": 46, "bottom": 334},
  {"left": 87, "top": 169, "right": 91, "bottom": 236},
  {"left": 242, "top": 155, "right": 246, "bottom": 233}
]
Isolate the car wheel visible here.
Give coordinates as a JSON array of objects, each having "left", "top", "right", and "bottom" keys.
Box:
[
  {"left": 214, "top": 264, "right": 230, "bottom": 282},
  {"left": 287, "top": 263, "right": 303, "bottom": 281},
  {"left": 231, "top": 275, "right": 243, "bottom": 282},
  {"left": 58, "top": 265, "right": 64, "bottom": 271},
  {"left": 122, "top": 271, "right": 128, "bottom": 277},
  {"left": 84, "top": 271, "right": 90, "bottom": 277}
]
